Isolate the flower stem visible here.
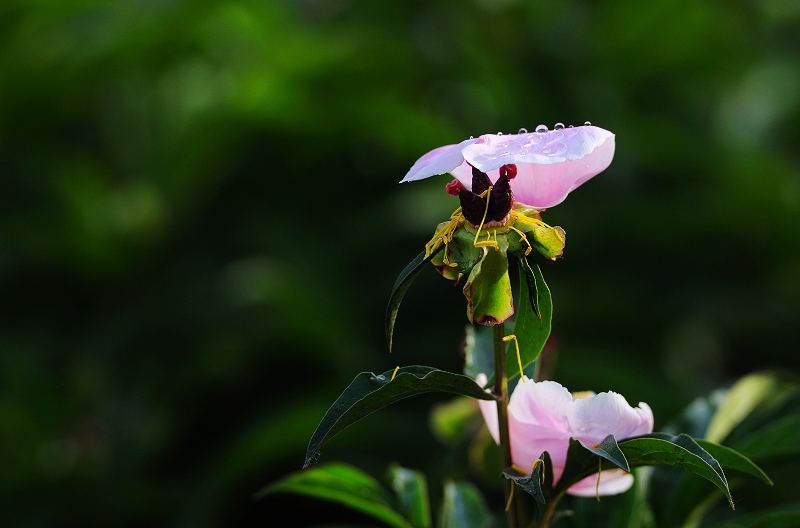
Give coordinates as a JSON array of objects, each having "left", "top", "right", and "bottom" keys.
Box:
[{"left": 493, "top": 323, "right": 521, "bottom": 528}]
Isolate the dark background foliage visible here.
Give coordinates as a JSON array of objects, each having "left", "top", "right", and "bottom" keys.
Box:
[{"left": 1, "top": 0, "right": 798, "bottom": 526}]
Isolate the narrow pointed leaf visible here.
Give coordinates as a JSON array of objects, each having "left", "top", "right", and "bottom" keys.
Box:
[
  {"left": 515, "top": 250, "right": 540, "bottom": 318},
  {"left": 619, "top": 435, "right": 733, "bottom": 508},
  {"left": 387, "top": 465, "right": 432, "bottom": 528},
  {"left": 439, "top": 480, "right": 493, "bottom": 528},
  {"left": 386, "top": 248, "right": 442, "bottom": 352},
  {"left": 258, "top": 463, "right": 413, "bottom": 528},
  {"left": 484, "top": 254, "right": 552, "bottom": 386},
  {"left": 694, "top": 439, "right": 773, "bottom": 485},
  {"left": 504, "top": 254, "right": 552, "bottom": 382},
  {"left": 305, "top": 366, "right": 496, "bottom": 468}
]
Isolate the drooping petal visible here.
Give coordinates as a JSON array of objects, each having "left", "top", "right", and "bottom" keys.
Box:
[
  {"left": 400, "top": 137, "right": 479, "bottom": 182},
  {"left": 566, "top": 392, "right": 654, "bottom": 447},
  {"left": 567, "top": 469, "right": 635, "bottom": 497}
]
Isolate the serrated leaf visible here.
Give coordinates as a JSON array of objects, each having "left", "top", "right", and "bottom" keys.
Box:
[
  {"left": 387, "top": 465, "right": 432, "bottom": 528},
  {"left": 619, "top": 435, "right": 733, "bottom": 508},
  {"left": 438, "top": 480, "right": 493, "bottom": 528},
  {"left": 695, "top": 439, "right": 773, "bottom": 485},
  {"left": 386, "top": 248, "right": 442, "bottom": 352},
  {"left": 502, "top": 451, "right": 553, "bottom": 505},
  {"left": 305, "top": 366, "right": 496, "bottom": 468},
  {"left": 258, "top": 463, "right": 412, "bottom": 528}
]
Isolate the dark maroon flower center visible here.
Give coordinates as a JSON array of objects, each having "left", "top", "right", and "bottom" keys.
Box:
[{"left": 448, "top": 164, "right": 516, "bottom": 227}]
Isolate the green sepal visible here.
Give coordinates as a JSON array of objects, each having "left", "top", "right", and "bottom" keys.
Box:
[
  {"left": 430, "top": 226, "right": 484, "bottom": 281},
  {"left": 463, "top": 237, "right": 514, "bottom": 326},
  {"left": 386, "top": 247, "right": 443, "bottom": 352},
  {"left": 509, "top": 206, "right": 566, "bottom": 260},
  {"left": 387, "top": 464, "right": 432, "bottom": 528},
  {"left": 257, "top": 463, "right": 413, "bottom": 528},
  {"left": 304, "top": 366, "right": 496, "bottom": 468},
  {"left": 502, "top": 451, "right": 553, "bottom": 505}
]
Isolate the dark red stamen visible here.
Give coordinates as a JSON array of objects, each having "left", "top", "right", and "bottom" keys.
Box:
[
  {"left": 500, "top": 164, "right": 517, "bottom": 180},
  {"left": 445, "top": 179, "right": 465, "bottom": 196}
]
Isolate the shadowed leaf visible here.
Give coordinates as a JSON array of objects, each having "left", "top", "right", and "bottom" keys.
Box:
[{"left": 305, "top": 366, "right": 496, "bottom": 468}]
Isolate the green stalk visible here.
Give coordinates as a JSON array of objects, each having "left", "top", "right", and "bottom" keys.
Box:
[{"left": 493, "top": 323, "right": 521, "bottom": 528}]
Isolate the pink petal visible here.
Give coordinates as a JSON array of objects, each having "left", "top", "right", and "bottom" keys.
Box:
[
  {"left": 566, "top": 392, "right": 654, "bottom": 447},
  {"left": 506, "top": 380, "right": 574, "bottom": 472},
  {"left": 476, "top": 374, "right": 500, "bottom": 445},
  {"left": 567, "top": 469, "right": 634, "bottom": 497},
  {"left": 400, "top": 138, "right": 479, "bottom": 182},
  {"left": 508, "top": 380, "right": 572, "bottom": 430}
]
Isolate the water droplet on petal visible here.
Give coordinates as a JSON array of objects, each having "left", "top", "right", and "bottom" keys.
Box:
[
  {"left": 376, "top": 374, "right": 386, "bottom": 381},
  {"left": 507, "top": 141, "right": 523, "bottom": 154},
  {"left": 554, "top": 122, "right": 565, "bottom": 130},
  {"left": 568, "top": 124, "right": 574, "bottom": 128},
  {"left": 497, "top": 131, "right": 503, "bottom": 135},
  {"left": 535, "top": 124, "right": 548, "bottom": 133},
  {"left": 553, "top": 142, "right": 568, "bottom": 155},
  {"left": 469, "top": 135, "right": 474, "bottom": 139},
  {"left": 584, "top": 121, "right": 592, "bottom": 126},
  {"left": 518, "top": 127, "right": 528, "bottom": 134},
  {"left": 542, "top": 146, "right": 552, "bottom": 154}
]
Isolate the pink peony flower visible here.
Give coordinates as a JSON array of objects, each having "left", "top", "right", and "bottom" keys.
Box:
[
  {"left": 477, "top": 377, "right": 653, "bottom": 496},
  {"left": 401, "top": 125, "right": 615, "bottom": 209}
]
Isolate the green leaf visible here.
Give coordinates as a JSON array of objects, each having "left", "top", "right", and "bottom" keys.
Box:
[
  {"left": 258, "top": 463, "right": 412, "bottom": 528},
  {"left": 502, "top": 254, "right": 552, "bottom": 383},
  {"left": 386, "top": 248, "right": 442, "bottom": 352},
  {"left": 554, "top": 435, "right": 629, "bottom": 495},
  {"left": 305, "top": 366, "right": 496, "bottom": 468},
  {"left": 619, "top": 435, "right": 733, "bottom": 508},
  {"left": 516, "top": 250, "right": 540, "bottom": 318},
  {"left": 707, "top": 504, "right": 800, "bottom": 528},
  {"left": 705, "top": 373, "right": 788, "bottom": 444},
  {"left": 387, "top": 465, "right": 433, "bottom": 528},
  {"left": 429, "top": 397, "right": 481, "bottom": 445},
  {"left": 462, "top": 325, "right": 495, "bottom": 383},
  {"left": 438, "top": 480, "right": 493, "bottom": 528},
  {"left": 502, "top": 451, "right": 553, "bottom": 505},
  {"left": 735, "top": 414, "right": 800, "bottom": 458},
  {"left": 695, "top": 439, "right": 773, "bottom": 485}
]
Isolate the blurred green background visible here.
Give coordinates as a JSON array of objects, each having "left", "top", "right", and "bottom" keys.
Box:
[{"left": 1, "top": 0, "right": 799, "bottom": 526}]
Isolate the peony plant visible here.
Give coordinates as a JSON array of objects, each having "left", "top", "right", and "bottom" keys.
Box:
[{"left": 263, "top": 125, "right": 772, "bottom": 528}]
